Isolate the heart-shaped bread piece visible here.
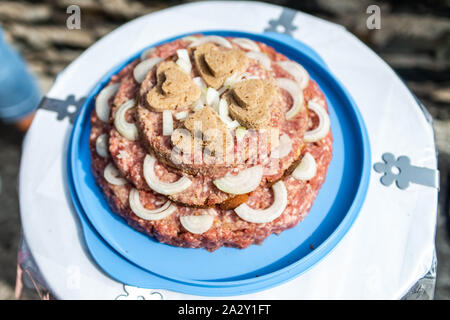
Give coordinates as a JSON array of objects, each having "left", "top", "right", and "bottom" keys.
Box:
[
  {"left": 227, "top": 79, "right": 277, "bottom": 129},
  {"left": 171, "top": 106, "right": 233, "bottom": 156},
  {"left": 146, "top": 61, "right": 201, "bottom": 112},
  {"left": 194, "top": 43, "right": 248, "bottom": 89},
  {"left": 204, "top": 48, "right": 240, "bottom": 77}
]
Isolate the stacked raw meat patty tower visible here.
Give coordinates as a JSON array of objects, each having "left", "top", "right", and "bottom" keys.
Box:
[{"left": 89, "top": 34, "right": 333, "bottom": 251}]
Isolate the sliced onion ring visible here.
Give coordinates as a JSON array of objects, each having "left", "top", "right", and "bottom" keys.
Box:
[
  {"left": 213, "top": 165, "right": 263, "bottom": 195},
  {"left": 191, "top": 80, "right": 207, "bottom": 111},
  {"left": 192, "top": 96, "right": 205, "bottom": 111},
  {"left": 95, "top": 133, "right": 109, "bottom": 158},
  {"left": 276, "top": 78, "right": 304, "bottom": 120},
  {"left": 270, "top": 134, "right": 292, "bottom": 159},
  {"left": 206, "top": 87, "right": 220, "bottom": 109},
  {"left": 218, "top": 99, "right": 229, "bottom": 118},
  {"left": 182, "top": 35, "right": 200, "bottom": 43},
  {"left": 292, "top": 152, "right": 317, "bottom": 181},
  {"left": 143, "top": 154, "right": 192, "bottom": 195},
  {"left": 177, "top": 48, "right": 190, "bottom": 61},
  {"left": 223, "top": 72, "right": 260, "bottom": 89},
  {"left": 180, "top": 210, "right": 215, "bottom": 234},
  {"left": 104, "top": 163, "right": 127, "bottom": 185},
  {"left": 234, "top": 181, "right": 287, "bottom": 224},
  {"left": 224, "top": 119, "right": 240, "bottom": 129},
  {"left": 162, "top": 110, "right": 173, "bottom": 136},
  {"left": 96, "top": 83, "right": 120, "bottom": 122},
  {"left": 235, "top": 126, "right": 247, "bottom": 140},
  {"left": 176, "top": 49, "right": 191, "bottom": 74},
  {"left": 176, "top": 58, "right": 191, "bottom": 75},
  {"left": 231, "top": 38, "right": 260, "bottom": 52},
  {"left": 193, "top": 77, "right": 206, "bottom": 89},
  {"left": 188, "top": 35, "right": 232, "bottom": 49},
  {"left": 133, "top": 57, "right": 162, "bottom": 83},
  {"left": 114, "top": 99, "right": 138, "bottom": 141},
  {"left": 304, "top": 101, "right": 330, "bottom": 142},
  {"left": 129, "top": 188, "right": 176, "bottom": 221},
  {"left": 218, "top": 98, "right": 240, "bottom": 129},
  {"left": 140, "top": 47, "right": 156, "bottom": 60},
  {"left": 175, "top": 111, "right": 189, "bottom": 121},
  {"left": 246, "top": 51, "right": 271, "bottom": 69},
  {"left": 223, "top": 72, "right": 240, "bottom": 88},
  {"left": 277, "top": 60, "right": 310, "bottom": 89}
]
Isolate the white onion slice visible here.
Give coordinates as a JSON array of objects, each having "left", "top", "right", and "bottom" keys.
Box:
[
  {"left": 223, "top": 72, "right": 260, "bottom": 89},
  {"left": 193, "top": 77, "right": 206, "bottom": 90},
  {"left": 95, "top": 83, "right": 120, "bottom": 122},
  {"left": 114, "top": 99, "right": 138, "bottom": 141},
  {"left": 176, "top": 48, "right": 190, "bottom": 61},
  {"left": 206, "top": 87, "right": 220, "bottom": 109},
  {"left": 235, "top": 126, "right": 247, "bottom": 140},
  {"left": 231, "top": 38, "right": 260, "bottom": 52},
  {"left": 188, "top": 35, "right": 232, "bottom": 49},
  {"left": 176, "top": 58, "right": 191, "bottom": 75},
  {"left": 311, "top": 96, "right": 325, "bottom": 107},
  {"left": 192, "top": 98, "right": 205, "bottom": 111},
  {"left": 213, "top": 165, "right": 263, "bottom": 195},
  {"left": 226, "top": 120, "right": 240, "bottom": 129},
  {"left": 246, "top": 51, "right": 271, "bottom": 69},
  {"left": 304, "top": 101, "right": 330, "bottom": 142},
  {"left": 217, "top": 98, "right": 240, "bottom": 129},
  {"left": 191, "top": 86, "right": 207, "bottom": 111},
  {"left": 292, "top": 152, "right": 317, "bottom": 181},
  {"left": 276, "top": 78, "right": 304, "bottom": 120},
  {"left": 133, "top": 57, "right": 162, "bottom": 83},
  {"left": 143, "top": 154, "right": 192, "bottom": 195},
  {"left": 223, "top": 73, "right": 240, "bottom": 88},
  {"left": 218, "top": 98, "right": 228, "bottom": 118},
  {"left": 240, "top": 73, "right": 261, "bottom": 81},
  {"left": 277, "top": 60, "right": 310, "bottom": 89},
  {"left": 140, "top": 47, "right": 155, "bottom": 60},
  {"left": 180, "top": 211, "right": 215, "bottom": 234},
  {"left": 175, "top": 111, "right": 189, "bottom": 121},
  {"left": 104, "top": 163, "right": 126, "bottom": 185},
  {"left": 234, "top": 181, "right": 287, "bottom": 223},
  {"left": 162, "top": 110, "right": 173, "bottom": 136},
  {"left": 176, "top": 49, "right": 192, "bottom": 74},
  {"left": 95, "top": 133, "right": 109, "bottom": 158},
  {"left": 270, "top": 134, "right": 292, "bottom": 159},
  {"left": 129, "top": 188, "right": 176, "bottom": 221},
  {"left": 182, "top": 35, "right": 200, "bottom": 42}
]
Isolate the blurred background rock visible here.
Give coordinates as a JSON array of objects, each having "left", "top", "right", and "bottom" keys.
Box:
[{"left": 0, "top": 0, "right": 448, "bottom": 299}]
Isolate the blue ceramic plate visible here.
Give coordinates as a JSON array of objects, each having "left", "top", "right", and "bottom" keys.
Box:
[{"left": 68, "top": 30, "right": 371, "bottom": 296}]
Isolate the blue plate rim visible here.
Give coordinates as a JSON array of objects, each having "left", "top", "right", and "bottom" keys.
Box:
[{"left": 68, "top": 30, "right": 371, "bottom": 292}]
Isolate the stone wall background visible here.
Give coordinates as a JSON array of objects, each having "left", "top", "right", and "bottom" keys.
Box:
[{"left": 0, "top": 0, "right": 448, "bottom": 299}]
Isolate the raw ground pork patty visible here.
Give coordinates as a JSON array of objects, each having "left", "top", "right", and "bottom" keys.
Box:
[{"left": 90, "top": 34, "right": 333, "bottom": 250}]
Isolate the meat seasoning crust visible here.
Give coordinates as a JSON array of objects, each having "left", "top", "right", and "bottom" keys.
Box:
[{"left": 90, "top": 35, "right": 333, "bottom": 251}]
